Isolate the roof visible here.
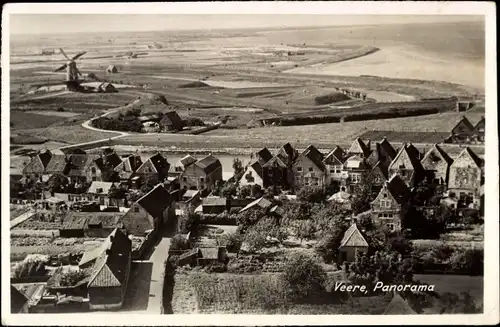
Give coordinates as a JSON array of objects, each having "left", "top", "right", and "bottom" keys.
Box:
[
  {"left": 302, "top": 145, "right": 325, "bottom": 171},
  {"left": 323, "top": 146, "right": 345, "bottom": 164},
  {"left": 88, "top": 228, "right": 132, "bottom": 288},
  {"left": 386, "top": 174, "right": 411, "bottom": 204},
  {"left": 195, "top": 154, "right": 222, "bottom": 174},
  {"left": 161, "top": 111, "right": 184, "bottom": 130},
  {"left": 239, "top": 196, "right": 273, "bottom": 213},
  {"left": 278, "top": 142, "right": 295, "bottom": 159},
  {"left": 347, "top": 138, "right": 370, "bottom": 157},
  {"left": 383, "top": 293, "right": 417, "bottom": 314},
  {"left": 345, "top": 155, "right": 364, "bottom": 169},
  {"left": 61, "top": 213, "right": 89, "bottom": 230},
  {"left": 339, "top": 223, "right": 369, "bottom": 248},
  {"left": 136, "top": 184, "right": 174, "bottom": 218},
  {"left": 389, "top": 143, "right": 423, "bottom": 172},
  {"left": 39, "top": 150, "right": 53, "bottom": 168},
  {"left": 474, "top": 116, "right": 485, "bottom": 129},
  {"left": 371, "top": 161, "right": 389, "bottom": 180},
  {"left": 380, "top": 138, "right": 397, "bottom": 160},
  {"left": 455, "top": 147, "right": 483, "bottom": 168},
  {"left": 328, "top": 191, "right": 351, "bottom": 203},
  {"left": 144, "top": 153, "right": 170, "bottom": 173},
  {"left": 262, "top": 155, "right": 287, "bottom": 168},
  {"left": 255, "top": 147, "right": 273, "bottom": 165},
  {"left": 87, "top": 181, "right": 117, "bottom": 194},
  {"left": 452, "top": 116, "right": 475, "bottom": 133},
  {"left": 421, "top": 144, "right": 453, "bottom": 167},
  {"left": 67, "top": 154, "right": 99, "bottom": 176},
  {"left": 115, "top": 154, "right": 142, "bottom": 173},
  {"left": 202, "top": 197, "right": 227, "bottom": 206},
  {"left": 87, "top": 212, "right": 124, "bottom": 228},
  {"left": 11, "top": 285, "right": 29, "bottom": 312},
  {"left": 247, "top": 160, "right": 264, "bottom": 180},
  {"left": 182, "top": 189, "right": 200, "bottom": 199},
  {"left": 180, "top": 154, "right": 197, "bottom": 167},
  {"left": 45, "top": 154, "right": 69, "bottom": 173},
  {"left": 94, "top": 152, "right": 122, "bottom": 171}
]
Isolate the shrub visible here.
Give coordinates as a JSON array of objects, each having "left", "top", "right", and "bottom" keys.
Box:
[
  {"left": 170, "top": 234, "right": 190, "bottom": 252},
  {"left": 282, "top": 253, "right": 326, "bottom": 302},
  {"left": 297, "top": 186, "right": 326, "bottom": 203},
  {"left": 221, "top": 232, "right": 242, "bottom": 253},
  {"left": 243, "top": 228, "right": 267, "bottom": 253},
  {"left": 59, "top": 269, "right": 87, "bottom": 286}
]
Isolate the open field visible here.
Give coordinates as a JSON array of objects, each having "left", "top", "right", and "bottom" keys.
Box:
[
  {"left": 10, "top": 205, "right": 31, "bottom": 220},
  {"left": 358, "top": 130, "right": 451, "bottom": 144},
  {"left": 19, "top": 125, "right": 119, "bottom": 145}
]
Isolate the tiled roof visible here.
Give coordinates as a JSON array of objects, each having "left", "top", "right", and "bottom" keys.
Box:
[
  {"left": 323, "top": 146, "right": 345, "bottom": 164},
  {"left": 239, "top": 196, "right": 273, "bottom": 213},
  {"left": 386, "top": 175, "right": 411, "bottom": 204},
  {"left": 195, "top": 154, "right": 222, "bottom": 174},
  {"left": 143, "top": 153, "right": 170, "bottom": 173},
  {"left": 67, "top": 154, "right": 99, "bottom": 176},
  {"left": 87, "top": 212, "right": 124, "bottom": 228},
  {"left": 340, "top": 223, "right": 368, "bottom": 248},
  {"left": 45, "top": 155, "right": 69, "bottom": 173},
  {"left": 61, "top": 213, "right": 89, "bottom": 230},
  {"left": 302, "top": 145, "right": 325, "bottom": 171},
  {"left": 136, "top": 184, "right": 174, "bottom": 218},
  {"left": 87, "top": 181, "right": 117, "bottom": 194},
  {"left": 255, "top": 147, "right": 273, "bottom": 165}
]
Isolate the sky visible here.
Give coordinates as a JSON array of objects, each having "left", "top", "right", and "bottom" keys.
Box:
[{"left": 9, "top": 14, "right": 484, "bottom": 35}]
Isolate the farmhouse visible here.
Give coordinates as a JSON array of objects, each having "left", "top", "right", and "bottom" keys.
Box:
[
  {"left": 420, "top": 144, "right": 454, "bottom": 186},
  {"left": 447, "top": 147, "right": 483, "bottom": 210},
  {"left": 160, "top": 111, "right": 184, "bottom": 132},
  {"left": 179, "top": 154, "right": 223, "bottom": 192},
  {"left": 371, "top": 174, "right": 411, "bottom": 232},
  {"left": 122, "top": 184, "right": 175, "bottom": 236},
  {"left": 338, "top": 222, "right": 369, "bottom": 262},
  {"left": 135, "top": 152, "right": 170, "bottom": 184},
  {"left": 293, "top": 144, "right": 326, "bottom": 189},
  {"left": 388, "top": 143, "right": 425, "bottom": 188},
  {"left": 323, "top": 146, "right": 346, "bottom": 189}
]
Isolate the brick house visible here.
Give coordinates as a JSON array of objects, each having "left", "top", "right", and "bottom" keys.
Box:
[
  {"left": 449, "top": 116, "right": 475, "bottom": 143},
  {"left": 135, "top": 152, "right": 170, "bottom": 184},
  {"left": 371, "top": 174, "right": 411, "bottom": 232},
  {"left": 342, "top": 155, "right": 369, "bottom": 193},
  {"left": 420, "top": 144, "right": 454, "bottom": 187},
  {"left": 114, "top": 154, "right": 143, "bottom": 183},
  {"left": 23, "top": 150, "right": 52, "bottom": 182},
  {"left": 388, "top": 143, "right": 425, "bottom": 188},
  {"left": 80, "top": 228, "right": 132, "bottom": 311},
  {"left": 323, "top": 146, "right": 346, "bottom": 189},
  {"left": 179, "top": 154, "right": 223, "bottom": 192},
  {"left": 338, "top": 222, "right": 369, "bottom": 262},
  {"left": 447, "top": 147, "right": 484, "bottom": 210},
  {"left": 122, "top": 184, "right": 175, "bottom": 236},
  {"left": 293, "top": 145, "right": 326, "bottom": 190},
  {"left": 347, "top": 138, "right": 371, "bottom": 158}
]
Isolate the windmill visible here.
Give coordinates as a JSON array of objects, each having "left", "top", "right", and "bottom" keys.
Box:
[{"left": 54, "top": 48, "right": 87, "bottom": 91}]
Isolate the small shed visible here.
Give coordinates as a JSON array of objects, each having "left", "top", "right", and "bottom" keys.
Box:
[
  {"left": 338, "top": 223, "right": 369, "bottom": 262},
  {"left": 106, "top": 65, "right": 118, "bottom": 73},
  {"left": 201, "top": 197, "right": 228, "bottom": 214}
]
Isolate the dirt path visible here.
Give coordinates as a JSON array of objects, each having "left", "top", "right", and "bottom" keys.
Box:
[{"left": 10, "top": 210, "right": 36, "bottom": 229}]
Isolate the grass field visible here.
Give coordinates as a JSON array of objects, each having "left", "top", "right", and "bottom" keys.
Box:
[
  {"left": 10, "top": 205, "right": 31, "bottom": 220},
  {"left": 358, "top": 130, "right": 451, "bottom": 144},
  {"left": 10, "top": 111, "right": 68, "bottom": 130},
  {"left": 20, "top": 125, "right": 120, "bottom": 145}
]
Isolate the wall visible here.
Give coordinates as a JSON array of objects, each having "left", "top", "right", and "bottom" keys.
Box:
[
  {"left": 239, "top": 166, "right": 264, "bottom": 187},
  {"left": 448, "top": 155, "right": 482, "bottom": 195},
  {"left": 371, "top": 185, "right": 404, "bottom": 232},
  {"left": 180, "top": 164, "right": 206, "bottom": 190},
  {"left": 88, "top": 287, "right": 123, "bottom": 311},
  {"left": 421, "top": 151, "right": 450, "bottom": 186},
  {"left": 122, "top": 203, "right": 155, "bottom": 236}
]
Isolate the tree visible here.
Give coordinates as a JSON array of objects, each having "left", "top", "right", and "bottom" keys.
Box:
[
  {"left": 239, "top": 185, "right": 252, "bottom": 198},
  {"left": 315, "top": 225, "right": 347, "bottom": 263},
  {"left": 237, "top": 207, "right": 266, "bottom": 233},
  {"left": 243, "top": 227, "right": 267, "bottom": 252},
  {"left": 350, "top": 170, "right": 376, "bottom": 215},
  {"left": 47, "top": 173, "right": 69, "bottom": 194},
  {"left": 297, "top": 186, "right": 326, "bottom": 203},
  {"left": 221, "top": 182, "right": 237, "bottom": 198},
  {"left": 282, "top": 253, "right": 326, "bottom": 301},
  {"left": 232, "top": 158, "right": 244, "bottom": 183},
  {"left": 221, "top": 232, "right": 242, "bottom": 253},
  {"left": 170, "top": 234, "right": 190, "bottom": 251},
  {"left": 59, "top": 269, "right": 87, "bottom": 286}
]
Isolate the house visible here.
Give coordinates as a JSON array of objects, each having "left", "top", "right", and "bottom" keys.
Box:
[
  {"left": 371, "top": 174, "right": 411, "bottom": 232},
  {"left": 239, "top": 196, "right": 273, "bottom": 214},
  {"left": 383, "top": 293, "right": 417, "bottom": 314},
  {"left": 85, "top": 228, "right": 131, "bottom": 311},
  {"left": 449, "top": 116, "right": 475, "bottom": 143},
  {"left": 23, "top": 150, "right": 52, "bottom": 181},
  {"left": 262, "top": 143, "right": 297, "bottom": 191},
  {"left": 122, "top": 184, "right": 176, "bottom": 236},
  {"left": 93, "top": 152, "right": 122, "bottom": 182},
  {"left": 388, "top": 143, "right": 425, "bottom": 188},
  {"left": 323, "top": 146, "right": 346, "bottom": 189},
  {"left": 66, "top": 154, "right": 100, "bottom": 184},
  {"left": 338, "top": 222, "right": 369, "bottom": 262},
  {"left": 179, "top": 189, "right": 201, "bottom": 209},
  {"left": 276, "top": 142, "right": 298, "bottom": 165},
  {"left": 366, "top": 138, "right": 397, "bottom": 169},
  {"left": 135, "top": 152, "right": 170, "bottom": 184},
  {"left": 369, "top": 161, "right": 390, "bottom": 195},
  {"left": 473, "top": 116, "right": 485, "bottom": 143},
  {"left": 239, "top": 160, "right": 265, "bottom": 188},
  {"left": 114, "top": 154, "right": 143, "bottom": 183},
  {"left": 84, "top": 212, "right": 125, "bottom": 238},
  {"left": 342, "top": 155, "right": 369, "bottom": 193},
  {"left": 180, "top": 154, "right": 197, "bottom": 168},
  {"left": 293, "top": 145, "right": 326, "bottom": 190},
  {"left": 160, "top": 111, "right": 184, "bottom": 132},
  {"left": 105, "top": 65, "right": 118, "bottom": 73},
  {"left": 87, "top": 181, "right": 124, "bottom": 207},
  {"left": 201, "top": 197, "right": 228, "bottom": 214},
  {"left": 347, "top": 138, "right": 371, "bottom": 158},
  {"left": 421, "top": 144, "right": 453, "bottom": 186},
  {"left": 447, "top": 147, "right": 483, "bottom": 210},
  {"left": 252, "top": 147, "right": 273, "bottom": 165},
  {"left": 179, "top": 154, "right": 223, "bottom": 191}
]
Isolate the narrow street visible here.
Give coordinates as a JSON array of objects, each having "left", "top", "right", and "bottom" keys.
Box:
[{"left": 146, "top": 236, "right": 171, "bottom": 314}]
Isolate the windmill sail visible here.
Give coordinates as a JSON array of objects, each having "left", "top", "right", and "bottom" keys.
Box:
[
  {"left": 55, "top": 63, "right": 67, "bottom": 72},
  {"left": 71, "top": 52, "right": 86, "bottom": 61},
  {"left": 59, "top": 48, "right": 70, "bottom": 60}
]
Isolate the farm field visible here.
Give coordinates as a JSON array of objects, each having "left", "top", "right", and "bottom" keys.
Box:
[
  {"left": 10, "top": 205, "right": 31, "bottom": 220},
  {"left": 20, "top": 125, "right": 120, "bottom": 146}
]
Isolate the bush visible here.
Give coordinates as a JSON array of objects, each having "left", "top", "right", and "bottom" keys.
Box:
[
  {"left": 297, "top": 186, "right": 326, "bottom": 203},
  {"left": 243, "top": 228, "right": 267, "bottom": 253},
  {"left": 221, "top": 232, "right": 242, "bottom": 253},
  {"left": 59, "top": 269, "right": 87, "bottom": 286},
  {"left": 282, "top": 253, "right": 326, "bottom": 302},
  {"left": 170, "top": 234, "right": 190, "bottom": 252}
]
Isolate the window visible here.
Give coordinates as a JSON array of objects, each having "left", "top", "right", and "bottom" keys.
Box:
[
  {"left": 91, "top": 167, "right": 96, "bottom": 174},
  {"left": 387, "top": 223, "right": 395, "bottom": 231},
  {"left": 183, "top": 177, "right": 187, "bottom": 182},
  {"left": 309, "top": 167, "right": 314, "bottom": 172},
  {"left": 297, "top": 167, "right": 303, "bottom": 172},
  {"left": 335, "top": 166, "right": 341, "bottom": 174},
  {"left": 200, "top": 178, "right": 205, "bottom": 183},
  {"left": 388, "top": 214, "right": 393, "bottom": 218},
  {"left": 330, "top": 169, "right": 335, "bottom": 173},
  {"left": 383, "top": 193, "right": 387, "bottom": 198},
  {"left": 381, "top": 200, "right": 391, "bottom": 208},
  {"left": 92, "top": 176, "right": 97, "bottom": 181},
  {"left": 134, "top": 206, "right": 140, "bottom": 212}
]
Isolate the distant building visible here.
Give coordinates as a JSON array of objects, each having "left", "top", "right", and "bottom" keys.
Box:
[
  {"left": 323, "top": 146, "right": 346, "bottom": 189},
  {"left": 135, "top": 152, "right": 170, "bottom": 184},
  {"left": 371, "top": 175, "right": 411, "bottom": 232},
  {"left": 23, "top": 150, "right": 53, "bottom": 182},
  {"left": 179, "top": 154, "right": 223, "bottom": 192},
  {"left": 473, "top": 116, "right": 485, "bottom": 143},
  {"left": 240, "top": 148, "right": 273, "bottom": 188},
  {"left": 114, "top": 154, "right": 143, "bottom": 183},
  {"left": 86, "top": 181, "right": 124, "bottom": 207},
  {"left": 160, "top": 111, "right": 184, "bottom": 132},
  {"left": 293, "top": 145, "right": 326, "bottom": 190},
  {"left": 388, "top": 143, "right": 425, "bottom": 188},
  {"left": 448, "top": 116, "right": 475, "bottom": 143},
  {"left": 122, "top": 184, "right": 175, "bottom": 236}
]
